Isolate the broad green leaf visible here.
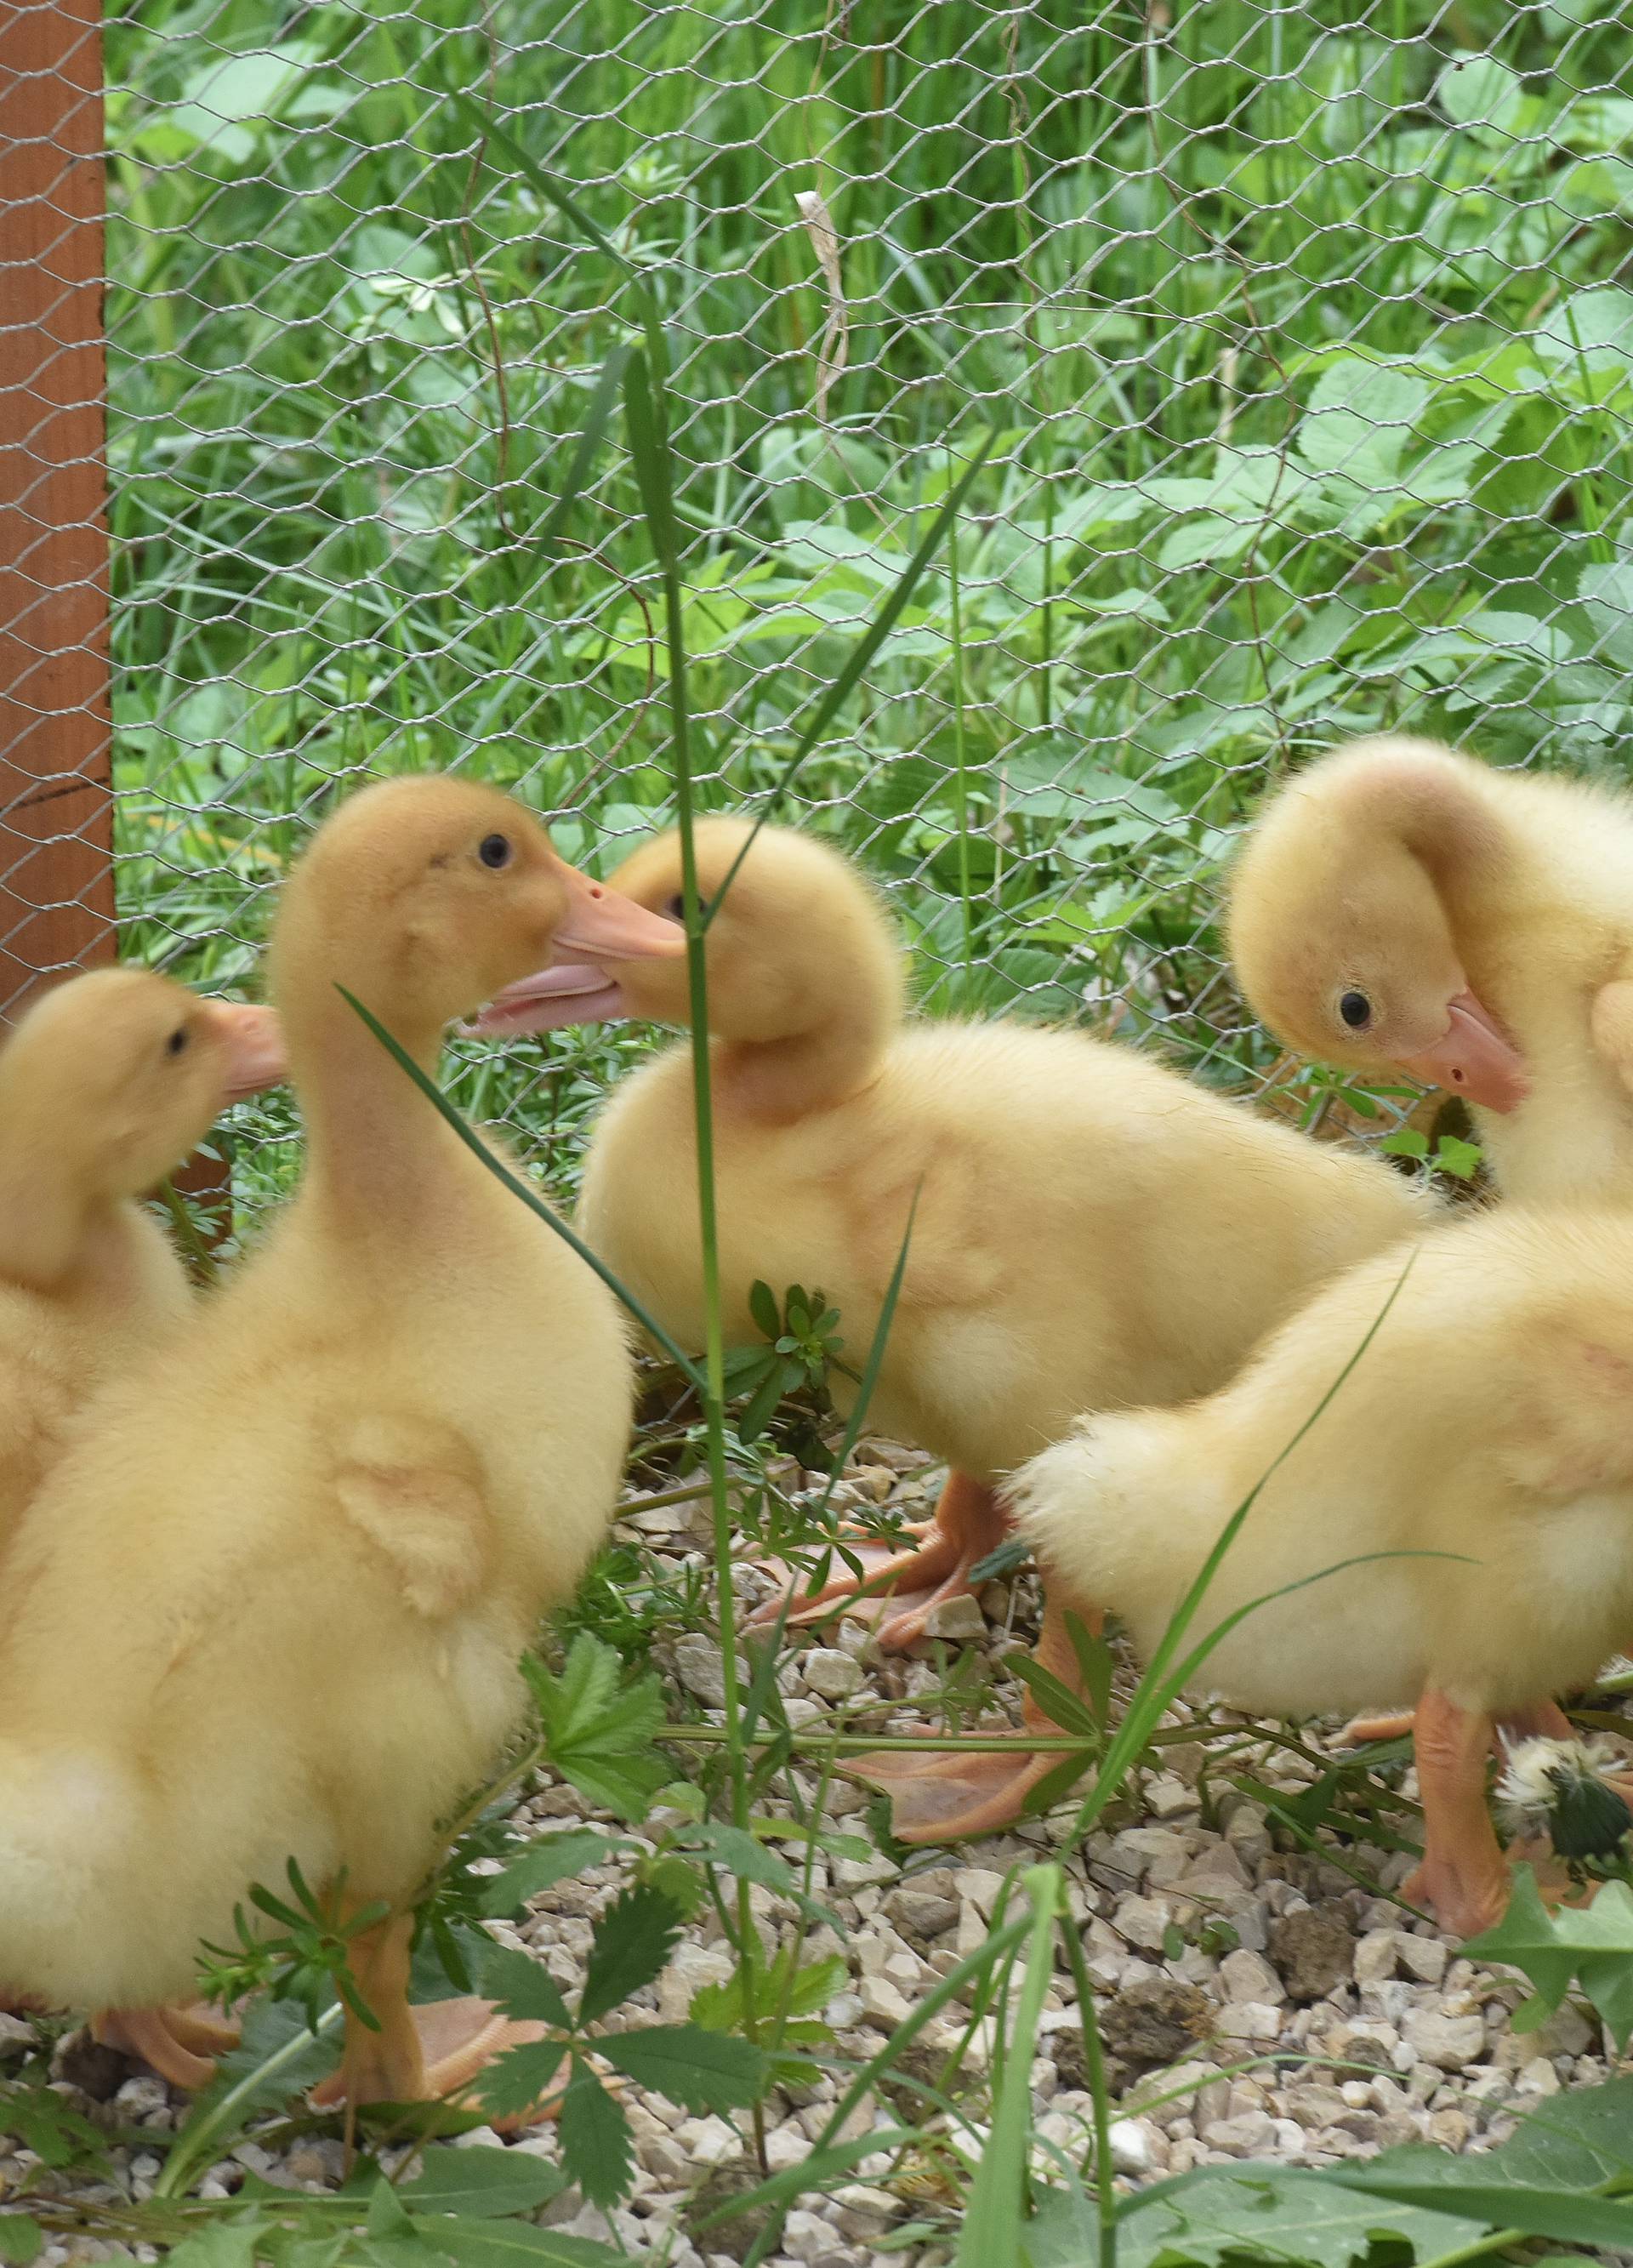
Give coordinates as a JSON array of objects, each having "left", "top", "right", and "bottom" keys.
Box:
[
  {"left": 481, "top": 1832, "right": 617, "bottom": 1918},
  {"left": 558, "top": 2066, "right": 636, "bottom": 2208},
  {"left": 473, "top": 1946, "right": 572, "bottom": 2032},
  {"left": 677, "top": 1821, "right": 799, "bottom": 1893},
  {"left": 1323, "top": 2171, "right": 1633, "bottom": 2252},
  {"left": 164, "top": 2223, "right": 264, "bottom": 2268},
  {"left": 1437, "top": 54, "right": 1528, "bottom": 133},
  {"left": 400, "top": 2143, "right": 568, "bottom": 2219},
  {"left": 579, "top": 1883, "right": 684, "bottom": 2025},
  {"left": 420, "top": 2222, "right": 625, "bottom": 2268},
  {"left": 600, "top": 2022, "right": 768, "bottom": 2111},
  {"left": 748, "top": 1279, "right": 781, "bottom": 1339},
  {"left": 0, "top": 2224, "right": 43, "bottom": 2268},
  {"left": 1465, "top": 1866, "right": 1633, "bottom": 2041},
  {"left": 1101, "top": 2167, "right": 1487, "bottom": 2268}
]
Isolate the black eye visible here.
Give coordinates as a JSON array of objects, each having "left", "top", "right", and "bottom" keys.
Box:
[
  {"left": 167, "top": 1027, "right": 189, "bottom": 1057},
  {"left": 1339, "top": 989, "right": 1372, "bottom": 1031},
  {"left": 478, "top": 833, "right": 513, "bottom": 870}
]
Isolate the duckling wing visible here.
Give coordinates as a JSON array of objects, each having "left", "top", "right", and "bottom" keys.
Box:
[
  {"left": 332, "top": 1414, "right": 493, "bottom": 1617},
  {"left": 1589, "top": 975, "right": 1633, "bottom": 1099}
]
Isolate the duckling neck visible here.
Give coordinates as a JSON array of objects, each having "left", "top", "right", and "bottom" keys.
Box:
[
  {"left": 717, "top": 1006, "right": 889, "bottom": 1123},
  {"left": 283, "top": 989, "right": 463, "bottom": 1228},
  {"left": 0, "top": 1149, "right": 103, "bottom": 1291}
]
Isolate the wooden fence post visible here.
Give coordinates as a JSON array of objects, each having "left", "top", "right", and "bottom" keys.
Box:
[{"left": 0, "top": 0, "right": 115, "bottom": 1017}]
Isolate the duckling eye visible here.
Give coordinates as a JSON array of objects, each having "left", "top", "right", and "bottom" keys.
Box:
[
  {"left": 478, "top": 833, "right": 513, "bottom": 871},
  {"left": 166, "top": 1027, "right": 190, "bottom": 1057},
  {"left": 1339, "top": 989, "right": 1372, "bottom": 1031}
]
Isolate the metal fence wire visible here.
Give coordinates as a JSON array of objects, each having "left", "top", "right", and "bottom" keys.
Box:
[{"left": 11, "top": 0, "right": 1633, "bottom": 1207}]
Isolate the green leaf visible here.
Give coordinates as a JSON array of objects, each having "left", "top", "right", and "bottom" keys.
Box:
[
  {"left": 420, "top": 2221, "right": 626, "bottom": 2268},
  {"left": 748, "top": 1279, "right": 781, "bottom": 1339},
  {"left": 735, "top": 1360, "right": 788, "bottom": 1443},
  {"left": 367, "top": 2180, "right": 419, "bottom": 2241},
  {"left": 1079, "top": 2167, "right": 1487, "bottom": 2268},
  {"left": 676, "top": 1822, "right": 799, "bottom": 1894},
  {"left": 156, "top": 1998, "right": 344, "bottom": 2198},
  {"left": 579, "top": 1883, "right": 684, "bottom": 2025},
  {"left": 692, "top": 1948, "right": 846, "bottom": 2034},
  {"left": 600, "top": 2022, "right": 768, "bottom": 2111},
  {"left": 1437, "top": 54, "right": 1528, "bottom": 132},
  {"left": 0, "top": 2221, "right": 43, "bottom": 2268},
  {"left": 526, "top": 1636, "right": 670, "bottom": 1821},
  {"left": 558, "top": 2066, "right": 636, "bottom": 2208},
  {"left": 1322, "top": 2172, "right": 1633, "bottom": 2252},
  {"left": 482, "top": 1946, "right": 574, "bottom": 2031},
  {"left": 164, "top": 2223, "right": 264, "bottom": 2268},
  {"left": 1380, "top": 1127, "right": 1430, "bottom": 1160},
  {"left": 1465, "top": 1866, "right": 1633, "bottom": 2042},
  {"left": 481, "top": 1832, "right": 617, "bottom": 1918},
  {"left": 472, "top": 2039, "right": 573, "bottom": 2123},
  {"left": 400, "top": 2143, "right": 568, "bottom": 2220}
]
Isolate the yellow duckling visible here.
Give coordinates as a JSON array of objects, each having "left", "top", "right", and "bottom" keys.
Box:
[
  {"left": 1010, "top": 1205, "right": 1633, "bottom": 1938},
  {"left": 0, "top": 778, "right": 682, "bottom": 2108},
  {"left": 0, "top": 967, "right": 282, "bottom": 1541},
  {"left": 1226, "top": 732, "right": 1633, "bottom": 1205},
  {"left": 505, "top": 817, "right": 1432, "bottom": 1840}
]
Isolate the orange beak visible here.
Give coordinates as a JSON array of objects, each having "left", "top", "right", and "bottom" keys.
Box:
[
  {"left": 467, "top": 865, "right": 685, "bottom": 1039},
  {"left": 1397, "top": 989, "right": 1529, "bottom": 1114},
  {"left": 204, "top": 1001, "right": 287, "bottom": 1102}
]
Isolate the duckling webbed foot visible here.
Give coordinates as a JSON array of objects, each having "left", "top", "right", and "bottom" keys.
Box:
[
  {"left": 849, "top": 1604, "right": 1096, "bottom": 1843},
  {"left": 92, "top": 2003, "right": 239, "bottom": 2091},
  {"left": 1403, "top": 1688, "right": 1511, "bottom": 1939},
  {"left": 308, "top": 1918, "right": 565, "bottom": 2130},
  {"left": 749, "top": 1471, "right": 1005, "bottom": 1653}
]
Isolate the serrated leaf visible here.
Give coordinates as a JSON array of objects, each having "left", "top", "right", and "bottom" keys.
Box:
[
  {"left": 677, "top": 1822, "right": 799, "bottom": 1893},
  {"left": 400, "top": 2142, "right": 568, "bottom": 2219},
  {"left": 579, "top": 1884, "right": 684, "bottom": 2025},
  {"left": 529, "top": 1638, "right": 669, "bottom": 1820},
  {"left": 474, "top": 1946, "right": 573, "bottom": 2031},
  {"left": 472, "top": 2038, "right": 574, "bottom": 2123},
  {"left": 481, "top": 1832, "right": 617, "bottom": 1918},
  {"left": 558, "top": 2066, "right": 636, "bottom": 2208},
  {"left": 692, "top": 1948, "right": 846, "bottom": 2036},
  {"left": 1465, "top": 1866, "right": 1633, "bottom": 2040},
  {"left": 600, "top": 2022, "right": 768, "bottom": 2111}
]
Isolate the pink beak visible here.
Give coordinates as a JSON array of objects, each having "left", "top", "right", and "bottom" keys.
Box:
[
  {"left": 466, "top": 863, "right": 685, "bottom": 1040},
  {"left": 204, "top": 1000, "right": 287, "bottom": 1102},
  {"left": 1397, "top": 989, "right": 1529, "bottom": 1114}
]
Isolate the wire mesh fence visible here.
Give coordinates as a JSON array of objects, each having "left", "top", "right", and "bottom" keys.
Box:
[{"left": 14, "top": 0, "right": 1633, "bottom": 1205}]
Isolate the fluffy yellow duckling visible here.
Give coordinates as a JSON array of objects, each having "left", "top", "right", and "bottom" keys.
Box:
[
  {"left": 0, "top": 778, "right": 682, "bottom": 2108},
  {"left": 1010, "top": 1205, "right": 1633, "bottom": 1938},
  {"left": 502, "top": 817, "right": 1431, "bottom": 1839},
  {"left": 0, "top": 967, "right": 282, "bottom": 1542},
  {"left": 1226, "top": 732, "right": 1633, "bottom": 1205}
]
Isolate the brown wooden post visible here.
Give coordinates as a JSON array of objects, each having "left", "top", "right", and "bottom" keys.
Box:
[
  {"left": 0, "top": 19, "right": 234, "bottom": 1250},
  {"left": 0, "top": 0, "right": 115, "bottom": 1016}
]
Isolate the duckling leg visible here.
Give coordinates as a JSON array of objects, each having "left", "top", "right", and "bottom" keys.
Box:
[
  {"left": 308, "top": 1915, "right": 565, "bottom": 2128},
  {"left": 750, "top": 1472, "right": 1007, "bottom": 1653},
  {"left": 849, "top": 1602, "right": 1095, "bottom": 1843},
  {"left": 1403, "top": 1689, "right": 1511, "bottom": 1938}
]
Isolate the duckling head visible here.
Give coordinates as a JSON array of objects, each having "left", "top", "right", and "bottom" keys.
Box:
[
  {"left": 1227, "top": 738, "right": 1528, "bottom": 1113},
  {"left": 270, "top": 776, "right": 685, "bottom": 1047},
  {"left": 0, "top": 967, "right": 283, "bottom": 1214}
]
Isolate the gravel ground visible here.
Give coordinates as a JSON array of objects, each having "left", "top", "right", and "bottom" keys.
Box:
[{"left": 3, "top": 1439, "right": 1623, "bottom": 2266}]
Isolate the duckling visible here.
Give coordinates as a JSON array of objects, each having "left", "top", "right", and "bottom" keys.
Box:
[
  {"left": 0, "top": 779, "right": 683, "bottom": 2109},
  {"left": 504, "top": 818, "right": 1432, "bottom": 1838},
  {"left": 1226, "top": 733, "right": 1633, "bottom": 1205},
  {"left": 0, "top": 967, "right": 283, "bottom": 1546},
  {"left": 1010, "top": 1205, "right": 1633, "bottom": 1937}
]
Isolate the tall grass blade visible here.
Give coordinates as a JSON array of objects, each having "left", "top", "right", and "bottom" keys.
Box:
[
  {"left": 957, "top": 1866, "right": 1062, "bottom": 2265},
  {"left": 338, "top": 990, "right": 703, "bottom": 1388}
]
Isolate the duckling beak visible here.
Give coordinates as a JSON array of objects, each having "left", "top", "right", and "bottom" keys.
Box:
[
  {"left": 1397, "top": 989, "right": 1529, "bottom": 1114},
  {"left": 207, "top": 1001, "right": 288, "bottom": 1101},
  {"left": 464, "top": 865, "right": 686, "bottom": 1038}
]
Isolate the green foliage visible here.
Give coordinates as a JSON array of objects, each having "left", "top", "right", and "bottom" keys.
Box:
[
  {"left": 1466, "top": 1865, "right": 1633, "bottom": 2045},
  {"left": 521, "top": 1637, "right": 670, "bottom": 1821},
  {"left": 722, "top": 1281, "right": 846, "bottom": 1446},
  {"left": 199, "top": 1858, "right": 390, "bottom": 2031}
]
